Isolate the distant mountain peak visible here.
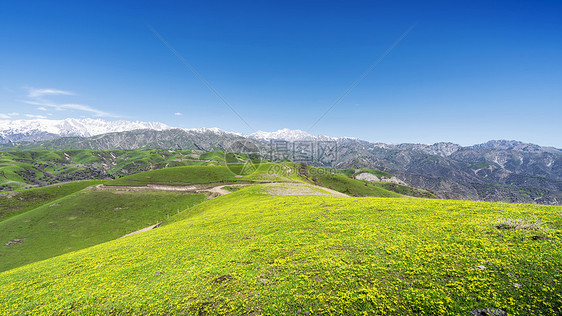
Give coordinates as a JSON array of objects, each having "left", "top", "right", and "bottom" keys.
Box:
[
  {"left": 249, "top": 128, "right": 343, "bottom": 142},
  {"left": 183, "top": 127, "right": 243, "bottom": 136},
  {"left": 474, "top": 140, "right": 525, "bottom": 149},
  {"left": 471, "top": 139, "right": 549, "bottom": 152}
]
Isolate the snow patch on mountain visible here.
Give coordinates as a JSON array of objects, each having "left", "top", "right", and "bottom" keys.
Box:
[{"left": 184, "top": 127, "right": 243, "bottom": 136}]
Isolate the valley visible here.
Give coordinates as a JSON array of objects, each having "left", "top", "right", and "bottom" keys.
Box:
[{"left": 2, "top": 121, "right": 560, "bottom": 205}]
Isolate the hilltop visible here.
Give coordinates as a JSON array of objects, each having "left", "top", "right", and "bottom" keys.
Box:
[
  {"left": 0, "top": 164, "right": 560, "bottom": 315},
  {"left": 0, "top": 163, "right": 436, "bottom": 272}
]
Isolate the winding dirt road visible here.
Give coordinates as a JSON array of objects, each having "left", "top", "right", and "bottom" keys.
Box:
[{"left": 92, "top": 183, "right": 245, "bottom": 197}]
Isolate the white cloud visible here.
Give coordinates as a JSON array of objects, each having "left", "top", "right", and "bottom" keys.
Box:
[
  {"left": 27, "top": 88, "right": 74, "bottom": 98},
  {"left": 21, "top": 100, "right": 54, "bottom": 106},
  {"left": 174, "top": 112, "right": 183, "bottom": 116},
  {"left": 0, "top": 112, "right": 19, "bottom": 119},
  {"left": 25, "top": 114, "right": 47, "bottom": 119},
  {"left": 21, "top": 87, "right": 117, "bottom": 118},
  {"left": 58, "top": 103, "right": 113, "bottom": 117}
]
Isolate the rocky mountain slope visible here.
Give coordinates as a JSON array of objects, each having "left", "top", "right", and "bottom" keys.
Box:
[
  {"left": 333, "top": 140, "right": 562, "bottom": 204},
  {"left": 1, "top": 128, "right": 245, "bottom": 151}
]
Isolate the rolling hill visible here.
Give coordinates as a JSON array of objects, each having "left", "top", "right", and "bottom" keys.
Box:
[
  {"left": 0, "top": 149, "right": 232, "bottom": 191},
  {"left": 0, "top": 180, "right": 560, "bottom": 315},
  {"left": 0, "top": 149, "right": 431, "bottom": 198},
  {"left": 0, "top": 163, "right": 414, "bottom": 272},
  {"left": 0, "top": 189, "right": 205, "bottom": 272}
]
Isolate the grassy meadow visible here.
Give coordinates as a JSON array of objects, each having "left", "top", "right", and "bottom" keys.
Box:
[
  {"left": 0, "top": 180, "right": 104, "bottom": 221},
  {"left": 0, "top": 185, "right": 561, "bottom": 315}
]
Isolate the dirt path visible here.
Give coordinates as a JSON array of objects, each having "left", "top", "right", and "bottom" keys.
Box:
[
  {"left": 93, "top": 183, "right": 247, "bottom": 197},
  {"left": 93, "top": 182, "right": 348, "bottom": 198},
  {"left": 207, "top": 184, "right": 248, "bottom": 195},
  {"left": 120, "top": 222, "right": 162, "bottom": 238},
  {"left": 93, "top": 184, "right": 199, "bottom": 192}
]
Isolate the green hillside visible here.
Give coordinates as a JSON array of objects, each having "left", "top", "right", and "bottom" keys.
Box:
[
  {"left": 0, "top": 189, "right": 205, "bottom": 272},
  {"left": 377, "top": 182, "right": 439, "bottom": 199},
  {"left": 301, "top": 166, "right": 402, "bottom": 197},
  {"left": 1, "top": 149, "right": 430, "bottom": 201},
  {"left": 0, "top": 149, "right": 227, "bottom": 191},
  {"left": 107, "top": 165, "right": 242, "bottom": 186},
  {"left": 0, "top": 185, "right": 560, "bottom": 315},
  {"left": 0, "top": 180, "right": 103, "bottom": 221},
  {"left": 106, "top": 163, "right": 407, "bottom": 199},
  {"left": 0, "top": 162, "right": 417, "bottom": 274},
  {"left": 336, "top": 168, "right": 394, "bottom": 179}
]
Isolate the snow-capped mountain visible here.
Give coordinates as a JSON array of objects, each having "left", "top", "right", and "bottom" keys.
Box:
[
  {"left": 0, "top": 118, "right": 171, "bottom": 143},
  {"left": 0, "top": 118, "right": 350, "bottom": 144},
  {"left": 249, "top": 128, "right": 339, "bottom": 142}
]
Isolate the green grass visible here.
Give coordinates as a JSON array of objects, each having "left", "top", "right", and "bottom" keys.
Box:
[
  {"left": 337, "top": 168, "right": 394, "bottom": 179},
  {"left": 107, "top": 165, "right": 242, "bottom": 186},
  {"left": 0, "top": 149, "right": 227, "bottom": 190},
  {"left": 305, "top": 166, "right": 402, "bottom": 197},
  {"left": 0, "top": 180, "right": 104, "bottom": 221},
  {"left": 376, "top": 182, "right": 439, "bottom": 199},
  {"left": 241, "top": 162, "right": 304, "bottom": 183},
  {"left": 303, "top": 166, "right": 436, "bottom": 199},
  {"left": 107, "top": 163, "right": 304, "bottom": 187},
  {"left": 200, "top": 151, "right": 228, "bottom": 162},
  {"left": 0, "top": 187, "right": 560, "bottom": 315},
  {"left": 0, "top": 189, "right": 206, "bottom": 272},
  {"left": 0, "top": 165, "right": 30, "bottom": 190},
  {"left": 1, "top": 149, "right": 433, "bottom": 201}
]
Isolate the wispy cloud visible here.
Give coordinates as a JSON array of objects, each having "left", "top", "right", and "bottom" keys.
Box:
[
  {"left": 22, "top": 87, "right": 116, "bottom": 117},
  {"left": 27, "top": 88, "right": 74, "bottom": 98},
  {"left": 174, "top": 112, "right": 183, "bottom": 116},
  {"left": 59, "top": 104, "right": 112, "bottom": 117},
  {"left": 25, "top": 114, "right": 47, "bottom": 119},
  {"left": 21, "top": 100, "right": 57, "bottom": 107},
  {"left": 0, "top": 112, "right": 19, "bottom": 119}
]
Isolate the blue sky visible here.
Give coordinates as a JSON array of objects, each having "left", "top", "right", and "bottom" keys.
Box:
[{"left": 1, "top": 1, "right": 561, "bottom": 146}]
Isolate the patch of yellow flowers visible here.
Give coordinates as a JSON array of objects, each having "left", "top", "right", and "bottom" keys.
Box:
[{"left": 1, "top": 188, "right": 561, "bottom": 315}]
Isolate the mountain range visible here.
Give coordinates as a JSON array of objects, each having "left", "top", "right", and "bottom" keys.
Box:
[
  {"left": 1, "top": 118, "right": 561, "bottom": 205},
  {"left": 0, "top": 118, "right": 171, "bottom": 143}
]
